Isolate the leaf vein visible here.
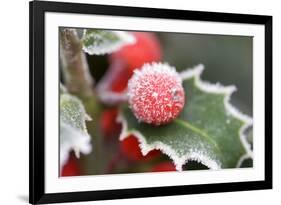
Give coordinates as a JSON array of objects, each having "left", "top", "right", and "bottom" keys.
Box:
[{"left": 174, "top": 119, "right": 221, "bottom": 154}]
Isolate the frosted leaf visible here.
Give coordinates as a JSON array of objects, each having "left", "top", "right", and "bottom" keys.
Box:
[
  {"left": 81, "top": 29, "right": 135, "bottom": 55},
  {"left": 60, "top": 93, "right": 92, "bottom": 168},
  {"left": 60, "top": 122, "right": 92, "bottom": 167},
  {"left": 119, "top": 64, "right": 253, "bottom": 171}
]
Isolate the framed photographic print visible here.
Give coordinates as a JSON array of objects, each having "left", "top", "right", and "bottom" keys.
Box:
[{"left": 29, "top": 0, "right": 272, "bottom": 204}]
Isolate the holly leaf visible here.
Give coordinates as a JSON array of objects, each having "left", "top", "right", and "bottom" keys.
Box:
[
  {"left": 118, "top": 64, "right": 252, "bottom": 171},
  {"left": 60, "top": 93, "right": 92, "bottom": 168},
  {"left": 81, "top": 29, "right": 135, "bottom": 55}
]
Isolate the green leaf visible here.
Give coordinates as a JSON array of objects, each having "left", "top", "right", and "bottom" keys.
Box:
[
  {"left": 60, "top": 93, "right": 92, "bottom": 167},
  {"left": 81, "top": 29, "right": 135, "bottom": 55},
  {"left": 60, "top": 93, "right": 89, "bottom": 131},
  {"left": 119, "top": 64, "right": 252, "bottom": 170}
]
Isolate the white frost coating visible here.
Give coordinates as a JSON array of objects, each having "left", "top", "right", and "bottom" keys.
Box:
[
  {"left": 127, "top": 62, "right": 183, "bottom": 97},
  {"left": 236, "top": 154, "right": 252, "bottom": 168},
  {"left": 82, "top": 30, "right": 136, "bottom": 55},
  {"left": 118, "top": 64, "right": 253, "bottom": 170},
  {"left": 180, "top": 64, "right": 237, "bottom": 94},
  {"left": 96, "top": 57, "right": 129, "bottom": 105},
  {"left": 85, "top": 113, "right": 93, "bottom": 121},
  {"left": 117, "top": 112, "right": 221, "bottom": 171},
  {"left": 180, "top": 64, "right": 253, "bottom": 165},
  {"left": 60, "top": 122, "right": 92, "bottom": 169}
]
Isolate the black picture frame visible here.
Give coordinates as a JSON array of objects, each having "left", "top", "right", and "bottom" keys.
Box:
[{"left": 29, "top": 0, "right": 272, "bottom": 204}]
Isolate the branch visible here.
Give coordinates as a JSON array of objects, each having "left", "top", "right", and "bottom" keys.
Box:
[{"left": 59, "top": 28, "right": 94, "bottom": 97}]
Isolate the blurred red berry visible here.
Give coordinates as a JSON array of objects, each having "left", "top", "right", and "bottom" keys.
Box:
[
  {"left": 109, "top": 60, "right": 131, "bottom": 92},
  {"left": 120, "top": 135, "right": 161, "bottom": 161},
  {"left": 61, "top": 154, "right": 80, "bottom": 176},
  {"left": 97, "top": 32, "right": 162, "bottom": 104},
  {"left": 151, "top": 162, "right": 176, "bottom": 172},
  {"left": 111, "top": 32, "right": 162, "bottom": 75},
  {"left": 100, "top": 108, "right": 121, "bottom": 137},
  {"left": 107, "top": 32, "right": 162, "bottom": 93}
]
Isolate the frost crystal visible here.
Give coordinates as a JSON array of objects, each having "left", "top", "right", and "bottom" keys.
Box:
[{"left": 60, "top": 122, "right": 92, "bottom": 168}]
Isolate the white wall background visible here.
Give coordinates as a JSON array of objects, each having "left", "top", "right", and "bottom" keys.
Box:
[{"left": 0, "top": 0, "right": 279, "bottom": 204}]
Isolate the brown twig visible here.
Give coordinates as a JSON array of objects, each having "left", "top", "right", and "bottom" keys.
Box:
[{"left": 59, "top": 28, "right": 94, "bottom": 97}]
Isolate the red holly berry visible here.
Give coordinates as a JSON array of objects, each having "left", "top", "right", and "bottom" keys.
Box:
[
  {"left": 120, "top": 134, "right": 160, "bottom": 161},
  {"left": 111, "top": 32, "right": 162, "bottom": 75},
  {"left": 109, "top": 59, "right": 131, "bottom": 92},
  {"left": 128, "top": 63, "right": 185, "bottom": 125},
  {"left": 100, "top": 108, "right": 121, "bottom": 137},
  {"left": 61, "top": 154, "right": 80, "bottom": 176},
  {"left": 151, "top": 162, "right": 176, "bottom": 172}
]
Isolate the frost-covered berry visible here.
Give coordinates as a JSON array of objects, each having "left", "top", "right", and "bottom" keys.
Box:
[
  {"left": 128, "top": 63, "right": 185, "bottom": 125},
  {"left": 97, "top": 33, "right": 162, "bottom": 105}
]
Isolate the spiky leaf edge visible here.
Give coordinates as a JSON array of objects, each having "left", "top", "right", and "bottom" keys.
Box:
[
  {"left": 60, "top": 92, "right": 92, "bottom": 169},
  {"left": 117, "top": 64, "right": 253, "bottom": 171}
]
